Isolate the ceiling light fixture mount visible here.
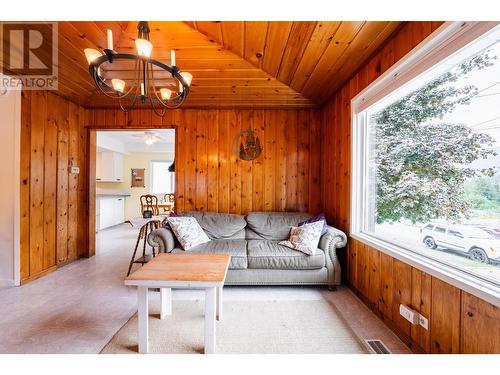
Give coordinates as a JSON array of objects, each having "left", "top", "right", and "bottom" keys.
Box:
[{"left": 84, "top": 21, "right": 192, "bottom": 116}]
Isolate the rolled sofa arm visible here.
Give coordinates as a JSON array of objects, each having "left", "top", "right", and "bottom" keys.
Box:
[
  {"left": 147, "top": 228, "right": 178, "bottom": 253},
  {"left": 320, "top": 226, "right": 347, "bottom": 249},
  {"left": 318, "top": 225, "right": 347, "bottom": 287}
]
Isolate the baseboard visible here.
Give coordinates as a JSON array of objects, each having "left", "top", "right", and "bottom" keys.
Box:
[{"left": 20, "top": 265, "right": 57, "bottom": 285}]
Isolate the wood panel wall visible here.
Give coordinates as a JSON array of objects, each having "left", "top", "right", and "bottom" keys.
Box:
[
  {"left": 349, "top": 239, "right": 500, "bottom": 353},
  {"left": 86, "top": 108, "right": 322, "bottom": 215},
  {"left": 321, "top": 21, "right": 500, "bottom": 353},
  {"left": 20, "top": 91, "right": 88, "bottom": 282}
]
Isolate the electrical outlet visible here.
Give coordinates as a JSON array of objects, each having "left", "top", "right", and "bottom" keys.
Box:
[
  {"left": 70, "top": 166, "right": 80, "bottom": 174},
  {"left": 418, "top": 314, "right": 429, "bottom": 330},
  {"left": 399, "top": 304, "right": 419, "bottom": 325}
]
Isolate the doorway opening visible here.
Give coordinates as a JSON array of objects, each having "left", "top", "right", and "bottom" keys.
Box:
[{"left": 92, "top": 129, "right": 175, "bottom": 261}]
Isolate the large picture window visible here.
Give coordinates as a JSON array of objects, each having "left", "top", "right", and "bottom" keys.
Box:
[{"left": 352, "top": 22, "right": 500, "bottom": 302}]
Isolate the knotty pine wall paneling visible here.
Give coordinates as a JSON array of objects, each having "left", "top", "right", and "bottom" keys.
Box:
[
  {"left": 86, "top": 108, "right": 323, "bottom": 216},
  {"left": 321, "top": 21, "right": 500, "bottom": 353},
  {"left": 20, "top": 91, "right": 88, "bottom": 282}
]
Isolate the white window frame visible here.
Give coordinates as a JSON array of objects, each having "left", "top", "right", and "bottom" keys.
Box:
[
  {"left": 351, "top": 21, "right": 500, "bottom": 307},
  {"left": 149, "top": 160, "right": 175, "bottom": 195}
]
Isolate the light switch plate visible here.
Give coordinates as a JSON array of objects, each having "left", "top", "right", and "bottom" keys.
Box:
[{"left": 70, "top": 166, "right": 80, "bottom": 174}]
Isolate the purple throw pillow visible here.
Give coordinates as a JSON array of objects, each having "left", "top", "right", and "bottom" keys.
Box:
[
  {"left": 298, "top": 213, "right": 328, "bottom": 236},
  {"left": 162, "top": 210, "right": 178, "bottom": 229}
]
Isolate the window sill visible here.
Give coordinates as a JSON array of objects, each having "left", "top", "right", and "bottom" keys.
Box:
[{"left": 350, "top": 231, "right": 500, "bottom": 308}]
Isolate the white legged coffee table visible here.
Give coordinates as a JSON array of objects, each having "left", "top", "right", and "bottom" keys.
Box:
[{"left": 125, "top": 253, "right": 230, "bottom": 354}]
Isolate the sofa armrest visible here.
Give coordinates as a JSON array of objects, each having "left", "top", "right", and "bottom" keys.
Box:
[
  {"left": 147, "top": 228, "right": 178, "bottom": 253},
  {"left": 319, "top": 225, "right": 347, "bottom": 250},
  {"left": 318, "top": 225, "right": 347, "bottom": 287}
]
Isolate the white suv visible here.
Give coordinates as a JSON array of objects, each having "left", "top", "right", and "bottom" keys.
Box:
[{"left": 420, "top": 223, "right": 500, "bottom": 264}]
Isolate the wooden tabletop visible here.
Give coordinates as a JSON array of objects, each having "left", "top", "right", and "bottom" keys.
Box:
[{"left": 125, "top": 253, "right": 230, "bottom": 286}]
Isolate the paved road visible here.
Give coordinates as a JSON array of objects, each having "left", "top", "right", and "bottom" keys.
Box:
[{"left": 374, "top": 223, "right": 500, "bottom": 283}]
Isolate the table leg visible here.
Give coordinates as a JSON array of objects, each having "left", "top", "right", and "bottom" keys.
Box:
[
  {"left": 141, "top": 224, "right": 149, "bottom": 261},
  {"left": 126, "top": 227, "right": 143, "bottom": 276},
  {"left": 204, "top": 287, "right": 217, "bottom": 354},
  {"left": 138, "top": 286, "right": 149, "bottom": 354},
  {"left": 160, "top": 288, "right": 172, "bottom": 319},
  {"left": 216, "top": 286, "right": 223, "bottom": 321}
]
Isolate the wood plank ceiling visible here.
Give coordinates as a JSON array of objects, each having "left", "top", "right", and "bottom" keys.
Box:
[{"left": 53, "top": 21, "right": 401, "bottom": 108}]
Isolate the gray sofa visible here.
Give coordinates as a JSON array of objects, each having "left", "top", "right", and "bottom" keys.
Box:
[{"left": 147, "top": 211, "right": 347, "bottom": 288}]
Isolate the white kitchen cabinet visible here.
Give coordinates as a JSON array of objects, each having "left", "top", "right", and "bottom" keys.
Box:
[
  {"left": 113, "top": 153, "right": 123, "bottom": 181},
  {"left": 113, "top": 197, "right": 125, "bottom": 225},
  {"left": 98, "top": 196, "right": 125, "bottom": 230},
  {"left": 99, "top": 197, "right": 114, "bottom": 230},
  {"left": 96, "top": 152, "right": 102, "bottom": 180},
  {"left": 96, "top": 151, "right": 123, "bottom": 182}
]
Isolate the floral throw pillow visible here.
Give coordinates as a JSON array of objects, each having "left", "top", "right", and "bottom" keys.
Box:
[
  {"left": 298, "top": 212, "right": 328, "bottom": 236},
  {"left": 279, "top": 221, "right": 325, "bottom": 255},
  {"left": 161, "top": 210, "right": 178, "bottom": 229},
  {"left": 167, "top": 216, "right": 210, "bottom": 250}
]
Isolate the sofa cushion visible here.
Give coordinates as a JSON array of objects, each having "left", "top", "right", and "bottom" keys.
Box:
[
  {"left": 279, "top": 221, "right": 325, "bottom": 255},
  {"left": 181, "top": 211, "right": 246, "bottom": 240},
  {"left": 247, "top": 240, "right": 325, "bottom": 270},
  {"left": 245, "top": 212, "right": 313, "bottom": 241},
  {"left": 298, "top": 212, "right": 328, "bottom": 236},
  {"left": 167, "top": 216, "right": 211, "bottom": 250},
  {"left": 185, "top": 239, "right": 248, "bottom": 269}
]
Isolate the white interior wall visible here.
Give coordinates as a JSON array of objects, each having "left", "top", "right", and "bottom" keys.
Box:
[{"left": 0, "top": 77, "right": 21, "bottom": 287}]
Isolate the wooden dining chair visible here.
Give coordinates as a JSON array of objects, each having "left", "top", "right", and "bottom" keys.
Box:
[
  {"left": 140, "top": 194, "right": 159, "bottom": 216},
  {"left": 160, "top": 193, "right": 175, "bottom": 215},
  {"left": 163, "top": 193, "right": 175, "bottom": 213}
]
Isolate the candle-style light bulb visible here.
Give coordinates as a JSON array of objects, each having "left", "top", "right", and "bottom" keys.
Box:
[
  {"left": 107, "top": 29, "right": 113, "bottom": 50},
  {"left": 170, "top": 49, "right": 176, "bottom": 66},
  {"left": 140, "top": 83, "right": 145, "bottom": 96}
]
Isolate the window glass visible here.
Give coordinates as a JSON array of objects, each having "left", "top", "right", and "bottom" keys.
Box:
[
  {"left": 449, "top": 230, "right": 463, "bottom": 237},
  {"left": 150, "top": 160, "right": 175, "bottom": 194},
  {"left": 358, "top": 25, "right": 500, "bottom": 286}
]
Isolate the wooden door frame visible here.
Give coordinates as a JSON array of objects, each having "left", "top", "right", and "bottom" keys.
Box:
[{"left": 85, "top": 125, "right": 177, "bottom": 258}]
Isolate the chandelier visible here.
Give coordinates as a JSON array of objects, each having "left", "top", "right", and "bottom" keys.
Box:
[{"left": 83, "top": 21, "right": 192, "bottom": 116}]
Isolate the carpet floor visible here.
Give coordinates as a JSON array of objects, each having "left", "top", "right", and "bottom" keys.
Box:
[{"left": 101, "top": 299, "right": 368, "bottom": 354}]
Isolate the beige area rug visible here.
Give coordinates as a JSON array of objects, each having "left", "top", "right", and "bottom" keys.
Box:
[{"left": 101, "top": 299, "right": 368, "bottom": 354}]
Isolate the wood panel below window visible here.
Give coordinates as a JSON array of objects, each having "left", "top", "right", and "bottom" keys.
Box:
[{"left": 349, "top": 238, "right": 500, "bottom": 354}]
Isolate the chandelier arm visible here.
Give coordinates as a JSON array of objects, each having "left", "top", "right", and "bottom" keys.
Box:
[
  {"left": 150, "top": 62, "right": 174, "bottom": 109},
  {"left": 119, "top": 58, "right": 139, "bottom": 98},
  {"left": 116, "top": 60, "right": 141, "bottom": 113},
  {"left": 148, "top": 63, "right": 170, "bottom": 116},
  {"left": 169, "top": 90, "right": 188, "bottom": 108},
  {"left": 149, "top": 96, "right": 167, "bottom": 117},
  {"left": 147, "top": 64, "right": 163, "bottom": 115},
  {"left": 126, "top": 59, "right": 142, "bottom": 111},
  {"left": 149, "top": 61, "right": 164, "bottom": 104},
  {"left": 94, "top": 78, "right": 125, "bottom": 99},
  {"left": 119, "top": 96, "right": 131, "bottom": 112},
  {"left": 91, "top": 53, "right": 189, "bottom": 102},
  {"left": 91, "top": 62, "right": 137, "bottom": 101}
]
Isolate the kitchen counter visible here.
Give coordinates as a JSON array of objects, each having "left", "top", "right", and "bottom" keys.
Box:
[{"left": 96, "top": 189, "right": 131, "bottom": 197}]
